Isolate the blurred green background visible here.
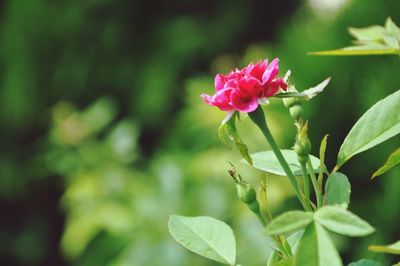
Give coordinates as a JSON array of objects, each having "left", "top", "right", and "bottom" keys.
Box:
[{"left": 0, "top": 0, "right": 399, "bottom": 265}]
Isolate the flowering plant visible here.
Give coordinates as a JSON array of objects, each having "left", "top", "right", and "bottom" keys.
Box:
[
  {"left": 201, "top": 59, "right": 287, "bottom": 113},
  {"left": 169, "top": 18, "right": 400, "bottom": 266}
]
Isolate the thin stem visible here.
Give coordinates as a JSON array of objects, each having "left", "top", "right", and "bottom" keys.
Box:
[
  {"left": 259, "top": 180, "right": 273, "bottom": 223},
  {"left": 332, "top": 164, "right": 340, "bottom": 174},
  {"left": 280, "top": 236, "right": 293, "bottom": 257},
  {"left": 307, "top": 157, "right": 323, "bottom": 208},
  {"left": 254, "top": 211, "right": 267, "bottom": 227},
  {"left": 300, "top": 162, "right": 312, "bottom": 210},
  {"left": 259, "top": 179, "right": 292, "bottom": 258},
  {"left": 248, "top": 107, "right": 311, "bottom": 211}
]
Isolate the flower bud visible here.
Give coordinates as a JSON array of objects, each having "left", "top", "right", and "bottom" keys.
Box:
[
  {"left": 294, "top": 122, "right": 312, "bottom": 163},
  {"left": 289, "top": 105, "right": 303, "bottom": 121},
  {"left": 236, "top": 182, "right": 260, "bottom": 213},
  {"left": 228, "top": 163, "right": 260, "bottom": 214},
  {"left": 236, "top": 182, "right": 257, "bottom": 204},
  {"left": 283, "top": 97, "right": 304, "bottom": 121}
]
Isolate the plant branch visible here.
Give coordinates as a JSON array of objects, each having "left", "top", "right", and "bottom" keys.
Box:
[
  {"left": 248, "top": 107, "right": 311, "bottom": 211},
  {"left": 307, "top": 157, "right": 323, "bottom": 208},
  {"left": 300, "top": 162, "right": 312, "bottom": 210}
]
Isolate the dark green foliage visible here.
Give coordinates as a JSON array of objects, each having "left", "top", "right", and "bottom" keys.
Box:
[{"left": 0, "top": 0, "right": 399, "bottom": 265}]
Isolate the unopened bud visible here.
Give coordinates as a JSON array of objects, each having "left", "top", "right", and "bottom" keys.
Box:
[
  {"left": 294, "top": 122, "right": 312, "bottom": 163},
  {"left": 236, "top": 182, "right": 256, "bottom": 203},
  {"left": 236, "top": 182, "right": 259, "bottom": 213},
  {"left": 290, "top": 105, "right": 304, "bottom": 121},
  {"left": 228, "top": 163, "right": 260, "bottom": 214},
  {"left": 283, "top": 97, "right": 304, "bottom": 121}
]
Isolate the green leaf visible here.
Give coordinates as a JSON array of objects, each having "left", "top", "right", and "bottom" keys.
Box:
[
  {"left": 309, "top": 48, "right": 400, "bottom": 56},
  {"left": 274, "top": 257, "right": 295, "bottom": 266},
  {"left": 368, "top": 240, "right": 400, "bottom": 255},
  {"left": 295, "top": 222, "right": 342, "bottom": 266},
  {"left": 310, "top": 18, "right": 400, "bottom": 56},
  {"left": 226, "top": 114, "right": 253, "bottom": 165},
  {"left": 268, "top": 251, "right": 295, "bottom": 266},
  {"left": 337, "top": 89, "right": 400, "bottom": 168},
  {"left": 371, "top": 147, "right": 400, "bottom": 179},
  {"left": 81, "top": 97, "right": 118, "bottom": 134},
  {"left": 324, "top": 172, "right": 351, "bottom": 209},
  {"left": 218, "top": 122, "right": 231, "bottom": 146},
  {"left": 287, "top": 231, "right": 304, "bottom": 254},
  {"left": 274, "top": 78, "right": 330, "bottom": 100},
  {"left": 348, "top": 259, "right": 382, "bottom": 266},
  {"left": 265, "top": 211, "right": 313, "bottom": 236},
  {"left": 267, "top": 232, "right": 303, "bottom": 266},
  {"left": 385, "top": 17, "right": 400, "bottom": 41},
  {"left": 318, "top": 134, "right": 329, "bottom": 186},
  {"left": 244, "top": 150, "right": 320, "bottom": 176},
  {"left": 315, "top": 206, "right": 375, "bottom": 237},
  {"left": 348, "top": 25, "right": 386, "bottom": 41},
  {"left": 168, "top": 215, "right": 236, "bottom": 265},
  {"left": 267, "top": 250, "right": 285, "bottom": 266}
]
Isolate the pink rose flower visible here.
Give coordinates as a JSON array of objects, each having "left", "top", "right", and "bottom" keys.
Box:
[{"left": 201, "top": 58, "right": 287, "bottom": 113}]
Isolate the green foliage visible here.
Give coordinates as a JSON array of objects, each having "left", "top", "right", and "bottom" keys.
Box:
[
  {"left": 295, "top": 222, "right": 342, "bottom": 266},
  {"left": 245, "top": 150, "right": 320, "bottom": 176},
  {"left": 324, "top": 173, "right": 351, "bottom": 208},
  {"left": 371, "top": 147, "right": 400, "bottom": 179},
  {"left": 267, "top": 232, "right": 303, "bottom": 266},
  {"left": 310, "top": 18, "right": 400, "bottom": 56},
  {"left": 314, "top": 206, "right": 374, "bottom": 237},
  {"left": 2, "top": 0, "right": 400, "bottom": 265},
  {"left": 265, "top": 211, "right": 313, "bottom": 236},
  {"left": 369, "top": 240, "right": 400, "bottom": 255},
  {"left": 46, "top": 99, "right": 140, "bottom": 259},
  {"left": 275, "top": 78, "right": 330, "bottom": 101},
  {"left": 220, "top": 113, "right": 253, "bottom": 165},
  {"left": 271, "top": 257, "right": 295, "bottom": 266},
  {"left": 310, "top": 48, "right": 400, "bottom": 56},
  {"left": 348, "top": 259, "right": 382, "bottom": 266},
  {"left": 168, "top": 215, "right": 236, "bottom": 265},
  {"left": 318, "top": 134, "right": 329, "bottom": 186},
  {"left": 337, "top": 89, "right": 400, "bottom": 168}
]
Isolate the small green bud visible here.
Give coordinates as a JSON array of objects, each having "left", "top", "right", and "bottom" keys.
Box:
[
  {"left": 295, "top": 136, "right": 312, "bottom": 156},
  {"left": 236, "top": 180, "right": 260, "bottom": 214},
  {"left": 228, "top": 163, "right": 260, "bottom": 214},
  {"left": 296, "top": 152, "right": 308, "bottom": 164},
  {"left": 283, "top": 97, "right": 304, "bottom": 121},
  {"left": 289, "top": 104, "right": 304, "bottom": 121},
  {"left": 294, "top": 122, "right": 312, "bottom": 163},
  {"left": 236, "top": 182, "right": 257, "bottom": 204}
]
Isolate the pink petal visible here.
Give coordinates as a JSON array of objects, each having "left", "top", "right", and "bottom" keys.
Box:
[
  {"left": 214, "top": 74, "right": 226, "bottom": 91},
  {"left": 213, "top": 88, "right": 235, "bottom": 111},
  {"left": 230, "top": 90, "right": 259, "bottom": 113},
  {"left": 264, "top": 78, "right": 288, "bottom": 97},
  {"left": 237, "top": 77, "right": 260, "bottom": 96},
  {"left": 262, "top": 58, "right": 279, "bottom": 83},
  {"left": 201, "top": 93, "right": 214, "bottom": 105},
  {"left": 246, "top": 59, "right": 268, "bottom": 81}
]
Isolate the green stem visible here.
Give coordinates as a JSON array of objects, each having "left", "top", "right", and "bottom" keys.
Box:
[
  {"left": 280, "top": 236, "right": 293, "bottom": 257},
  {"left": 255, "top": 210, "right": 267, "bottom": 227},
  {"left": 248, "top": 107, "right": 311, "bottom": 211},
  {"left": 307, "top": 157, "right": 323, "bottom": 208},
  {"left": 259, "top": 179, "right": 292, "bottom": 258},
  {"left": 259, "top": 181, "right": 273, "bottom": 224},
  {"left": 300, "top": 162, "right": 312, "bottom": 210}
]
